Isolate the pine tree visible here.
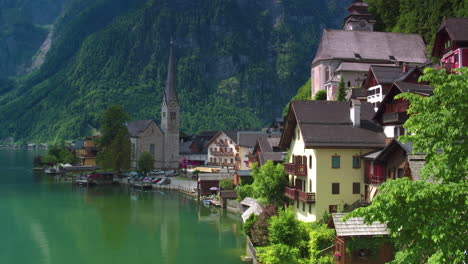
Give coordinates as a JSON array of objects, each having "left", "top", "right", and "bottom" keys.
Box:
[{"left": 336, "top": 77, "right": 346, "bottom": 101}]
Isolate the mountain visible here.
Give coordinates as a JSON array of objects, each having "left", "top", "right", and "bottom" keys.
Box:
[{"left": 0, "top": 0, "right": 351, "bottom": 142}]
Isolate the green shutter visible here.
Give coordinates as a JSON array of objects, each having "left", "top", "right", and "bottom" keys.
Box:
[{"left": 332, "top": 156, "right": 340, "bottom": 168}]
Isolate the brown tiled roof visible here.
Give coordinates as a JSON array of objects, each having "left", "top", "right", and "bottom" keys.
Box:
[
  {"left": 437, "top": 17, "right": 468, "bottom": 42},
  {"left": 127, "top": 120, "right": 153, "bottom": 137},
  {"left": 259, "top": 152, "right": 284, "bottom": 165},
  {"left": 312, "top": 30, "right": 428, "bottom": 65},
  {"left": 280, "top": 101, "right": 386, "bottom": 149},
  {"left": 393, "top": 82, "right": 434, "bottom": 96},
  {"left": 332, "top": 213, "right": 389, "bottom": 237}
]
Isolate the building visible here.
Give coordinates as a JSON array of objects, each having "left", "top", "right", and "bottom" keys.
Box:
[
  {"left": 75, "top": 136, "right": 99, "bottom": 166},
  {"left": 432, "top": 17, "right": 468, "bottom": 71},
  {"left": 249, "top": 134, "right": 283, "bottom": 167},
  {"left": 279, "top": 100, "right": 386, "bottom": 222},
  {"left": 364, "top": 65, "right": 423, "bottom": 110},
  {"left": 373, "top": 82, "right": 433, "bottom": 140},
  {"left": 362, "top": 139, "right": 426, "bottom": 201},
  {"left": 207, "top": 131, "right": 266, "bottom": 170},
  {"left": 311, "top": 0, "right": 428, "bottom": 101},
  {"left": 128, "top": 120, "right": 164, "bottom": 168},
  {"left": 329, "top": 213, "right": 392, "bottom": 264},
  {"left": 179, "top": 131, "right": 217, "bottom": 167},
  {"left": 128, "top": 42, "right": 180, "bottom": 169}
]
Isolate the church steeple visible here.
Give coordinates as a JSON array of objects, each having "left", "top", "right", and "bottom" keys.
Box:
[
  {"left": 164, "top": 39, "right": 178, "bottom": 104},
  {"left": 343, "top": 0, "right": 376, "bottom": 31}
]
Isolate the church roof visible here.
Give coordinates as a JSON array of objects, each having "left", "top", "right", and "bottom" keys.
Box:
[
  {"left": 164, "top": 41, "right": 178, "bottom": 104},
  {"left": 127, "top": 120, "right": 154, "bottom": 137},
  {"left": 312, "top": 30, "right": 428, "bottom": 66}
]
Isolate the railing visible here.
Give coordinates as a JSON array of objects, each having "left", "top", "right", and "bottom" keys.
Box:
[
  {"left": 284, "top": 163, "right": 307, "bottom": 176},
  {"left": 285, "top": 187, "right": 298, "bottom": 200},
  {"left": 369, "top": 173, "right": 386, "bottom": 185},
  {"left": 437, "top": 63, "right": 456, "bottom": 72},
  {"left": 298, "top": 191, "right": 316, "bottom": 203}
]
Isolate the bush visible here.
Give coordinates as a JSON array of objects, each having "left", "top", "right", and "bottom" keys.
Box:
[
  {"left": 220, "top": 178, "right": 234, "bottom": 190},
  {"left": 250, "top": 205, "right": 276, "bottom": 246},
  {"left": 236, "top": 184, "right": 253, "bottom": 201},
  {"left": 314, "top": 90, "right": 327, "bottom": 100},
  {"left": 269, "top": 207, "right": 308, "bottom": 248},
  {"left": 309, "top": 223, "right": 335, "bottom": 263},
  {"left": 243, "top": 213, "right": 257, "bottom": 237},
  {"left": 257, "top": 244, "right": 305, "bottom": 264},
  {"left": 138, "top": 152, "right": 154, "bottom": 175}
]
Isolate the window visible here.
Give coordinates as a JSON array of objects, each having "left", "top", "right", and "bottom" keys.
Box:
[
  {"left": 394, "top": 126, "right": 405, "bottom": 137},
  {"left": 170, "top": 112, "right": 176, "bottom": 119},
  {"left": 353, "top": 182, "right": 361, "bottom": 194},
  {"left": 131, "top": 143, "right": 136, "bottom": 160},
  {"left": 150, "top": 144, "right": 155, "bottom": 158},
  {"left": 332, "top": 155, "right": 340, "bottom": 168},
  {"left": 162, "top": 112, "right": 166, "bottom": 118},
  {"left": 332, "top": 183, "right": 340, "bottom": 194},
  {"left": 325, "top": 66, "right": 330, "bottom": 81},
  {"left": 230, "top": 159, "right": 233, "bottom": 164},
  {"left": 329, "top": 205, "right": 338, "bottom": 213},
  {"left": 308, "top": 203, "right": 312, "bottom": 214},
  {"left": 353, "top": 156, "right": 360, "bottom": 168},
  {"left": 348, "top": 81, "right": 351, "bottom": 87},
  {"left": 309, "top": 155, "right": 312, "bottom": 169},
  {"left": 302, "top": 202, "right": 305, "bottom": 211},
  {"left": 309, "top": 179, "right": 312, "bottom": 192}
]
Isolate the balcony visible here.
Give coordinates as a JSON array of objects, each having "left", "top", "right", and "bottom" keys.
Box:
[
  {"left": 298, "top": 191, "right": 316, "bottom": 203},
  {"left": 285, "top": 187, "right": 298, "bottom": 200},
  {"left": 284, "top": 163, "right": 307, "bottom": 177},
  {"left": 382, "top": 112, "right": 408, "bottom": 124},
  {"left": 215, "top": 140, "right": 228, "bottom": 147},
  {"left": 369, "top": 174, "right": 386, "bottom": 185},
  {"left": 437, "top": 62, "right": 455, "bottom": 73}
]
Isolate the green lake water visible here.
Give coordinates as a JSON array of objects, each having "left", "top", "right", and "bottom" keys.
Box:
[{"left": 0, "top": 150, "right": 246, "bottom": 264}]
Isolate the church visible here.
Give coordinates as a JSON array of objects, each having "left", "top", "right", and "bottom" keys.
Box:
[{"left": 127, "top": 42, "right": 180, "bottom": 169}]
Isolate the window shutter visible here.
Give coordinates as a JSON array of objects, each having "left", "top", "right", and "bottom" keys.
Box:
[
  {"left": 353, "top": 182, "right": 360, "bottom": 194},
  {"left": 332, "top": 183, "right": 340, "bottom": 194}
]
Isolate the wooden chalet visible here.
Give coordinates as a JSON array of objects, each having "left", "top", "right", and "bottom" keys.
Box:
[
  {"left": 248, "top": 134, "right": 283, "bottom": 167},
  {"left": 432, "top": 17, "right": 468, "bottom": 71},
  {"left": 329, "top": 213, "right": 392, "bottom": 264}
]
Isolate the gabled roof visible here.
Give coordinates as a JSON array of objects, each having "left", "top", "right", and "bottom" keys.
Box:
[
  {"left": 238, "top": 132, "right": 267, "bottom": 148},
  {"left": 437, "top": 17, "right": 468, "bottom": 42},
  {"left": 207, "top": 131, "right": 239, "bottom": 146},
  {"left": 374, "top": 82, "right": 433, "bottom": 122},
  {"left": 280, "top": 101, "right": 386, "bottom": 149},
  {"left": 127, "top": 120, "right": 154, "bottom": 137},
  {"left": 331, "top": 213, "right": 389, "bottom": 237},
  {"left": 335, "top": 62, "right": 373, "bottom": 72},
  {"left": 312, "top": 29, "right": 428, "bottom": 66}
]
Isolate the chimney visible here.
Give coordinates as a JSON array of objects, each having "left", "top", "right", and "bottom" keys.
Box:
[
  {"left": 403, "top": 65, "right": 409, "bottom": 72},
  {"left": 350, "top": 99, "right": 361, "bottom": 127}
]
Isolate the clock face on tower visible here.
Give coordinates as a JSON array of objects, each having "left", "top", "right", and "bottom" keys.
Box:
[{"left": 170, "top": 101, "right": 177, "bottom": 107}]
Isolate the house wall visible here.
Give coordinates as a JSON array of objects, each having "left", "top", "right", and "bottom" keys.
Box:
[
  {"left": 180, "top": 153, "right": 207, "bottom": 165},
  {"left": 207, "top": 133, "right": 238, "bottom": 167},
  {"left": 133, "top": 122, "right": 165, "bottom": 169},
  {"left": 238, "top": 145, "right": 252, "bottom": 170}
]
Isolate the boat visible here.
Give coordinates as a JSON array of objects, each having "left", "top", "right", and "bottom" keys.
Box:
[{"left": 45, "top": 167, "right": 61, "bottom": 174}]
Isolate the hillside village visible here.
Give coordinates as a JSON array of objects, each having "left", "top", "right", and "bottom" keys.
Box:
[{"left": 19, "top": 1, "right": 468, "bottom": 263}]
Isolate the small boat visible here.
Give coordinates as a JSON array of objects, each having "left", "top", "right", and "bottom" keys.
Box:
[{"left": 45, "top": 167, "right": 61, "bottom": 174}]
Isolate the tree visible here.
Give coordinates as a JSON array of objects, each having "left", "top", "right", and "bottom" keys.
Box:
[
  {"left": 313, "top": 90, "right": 327, "bottom": 100},
  {"left": 237, "top": 161, "right": 288, "bottom": 205},
  {"left": 283, "top": 78, "right": 312, "bottom": 116},
  {"left": 138, "top": 152, "right": 154, "bottom": 175},
  {"left": 336, "top": 76, "right": 346, "bottom": 101},
  {"left": 347, "top": 68, "right": 468, "bottom": 263},
  {"left": 97, "top": 105, "right": 131, "bottom": 172},
  {"left": 220, "top": 178, "right": 234, "bottom": 190}
]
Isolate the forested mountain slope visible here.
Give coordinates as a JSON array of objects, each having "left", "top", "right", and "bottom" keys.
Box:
[{"left": 0, "top": 0, "right": 350, "bottom": 142}]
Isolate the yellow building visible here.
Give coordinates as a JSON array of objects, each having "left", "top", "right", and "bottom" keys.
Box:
[
  {"left": 75, "top": 137, "right": 99, "bottom": 166},
  {"left": 279, "top": 100, "right": 386, "bottom": 222}
]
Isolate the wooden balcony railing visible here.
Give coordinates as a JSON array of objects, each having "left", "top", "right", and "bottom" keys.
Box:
[
  {"left": 284, "top": 163, "right": 307, "bottom": 176},
  {"left": 298, "top": 191, "right": 316, "bottom": 203},
  {"left": 285, "top": 187, "right": 298, "bottom": 200},
  {"left": 437, "top": 63, "right": 456, "bottom": 73},
  {"left": 368, "top": 173, "right": 386, "bottom": 185}
]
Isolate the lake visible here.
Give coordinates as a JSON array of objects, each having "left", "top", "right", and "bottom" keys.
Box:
[{"left": 0, "top": 150, "right": 246, "bottom": 264}]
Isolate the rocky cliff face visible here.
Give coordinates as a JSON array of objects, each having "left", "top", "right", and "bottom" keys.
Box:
[{"left": 0, "top": 0, "right": 350, "bottom": 141}]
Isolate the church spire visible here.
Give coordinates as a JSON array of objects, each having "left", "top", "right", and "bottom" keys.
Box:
[
  {"left": 164, "top": 38, "right": 178, "bottom": 104},
  {"left": 343, "top": 0, "right": 375, "bottom": 31}
]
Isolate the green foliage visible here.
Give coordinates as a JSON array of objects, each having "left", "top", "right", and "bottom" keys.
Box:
[
  {"left": 313, "top": 90, "right": 327, "bottom": 100},
  {"left": 319, "top": 209, "right": 331, "bottom": 224},
  {"left": 269, "top": 207, "right": 308, "bottom": 248},
  {"left": 366, "top": 0, "right": 468, "bottom": 52},
  {"left": 249, "top": 205, "right": 276, "bottom": 246},
  {"left": 257, "top": 244, "right": 305, "bottom": 264},
  {"left": 309, "top": 222, "right": 335, "bottom": 263},
  {"left": 283, "top": 78, "right": 311, "bottom": 116},
  {"left": 96, "top": 105, "right": 131, "bottom": 172},
  {"left": 345, "top": 236, "right": 390, "bottom": 258},
  {"left": 347, "top": 68, "right": 468, "bottom": 264},
  {"left": 237, "top": 161, "right": 287, "bottom": 205},
  {"left": 336, "top": 76, "right": 346, "bottom": 101},
  {"left": 137, "top": 152, "right": 154, "bottom": 175},
  {"left": 0, "top": 0, "right": 348, "bottom": 141},
  {"left": 397, "top": 68, "right": 468, "bottom": 183},
  {"left": 243, "top": 213, "right": 257, "bottom": 237},
  {"left": 43, "top": 141, "right": 77, "bottom": 165},
  {"left": 220, "top": 178, "right": 234, "bottom": 190}
]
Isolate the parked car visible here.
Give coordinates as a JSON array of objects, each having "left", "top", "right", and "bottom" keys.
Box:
[
  {"left": 152, "top": 178, "right": 163, "bottom": 184},
  {"left": 159, "top": 178, "right": 171, "bottom": 185}
]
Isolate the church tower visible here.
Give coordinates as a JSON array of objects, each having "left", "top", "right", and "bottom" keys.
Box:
[
  {"left": 161, "top": 40, "right": 180, "bottom": 169},
  {"left": 343, "top": 0, "right": 376, "bottom": 31}
]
